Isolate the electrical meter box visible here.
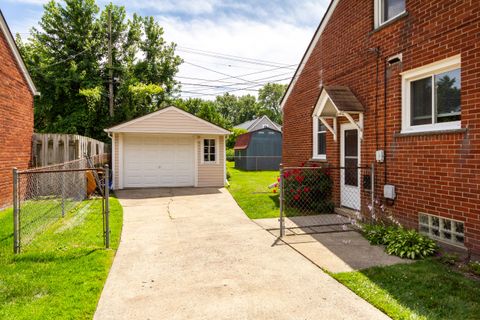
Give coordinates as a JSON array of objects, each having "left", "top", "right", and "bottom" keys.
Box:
[
  {"left": 384, "top": 184, "right": 396, "bottom": 200},
  {"left": 376, "top": 150, "right": 384, "bottom": 162}
]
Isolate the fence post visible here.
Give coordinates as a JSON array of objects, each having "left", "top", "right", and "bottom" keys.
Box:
[
  {"left": 13, "top": 168, "right": 20, "bottom": 254},
  {"left": 61, "top": 172, "right": 65, "bottom": 217},
  {"left": 279, "top": 168, "right": 284, "bottom": 237},
  {"left": 371, "top": 162, "right": 375, "bottom": 222},
  {"left": 104, "top": 165, "right": 110, "bottom": 249}
]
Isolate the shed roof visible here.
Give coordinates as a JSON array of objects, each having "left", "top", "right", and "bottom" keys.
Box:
[
  {"left": 105, "top": 106, "right": 230, "bottom": 135},
  {"left": 234, "top": 115, "right": 282, "bottom": 132},
  {"left": 233, "top": 132, "right": 252, "bottom": 150}
]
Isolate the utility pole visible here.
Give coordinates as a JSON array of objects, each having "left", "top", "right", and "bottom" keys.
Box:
[{"left": 108, "top": 8, "right": 114, "bottom": 117}]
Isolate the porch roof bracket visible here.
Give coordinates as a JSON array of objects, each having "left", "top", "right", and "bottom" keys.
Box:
[
  {"left": 340, "top": 112, "right": 364, "bottom": 140},
  {"left": 319, "top": 116, "right": 337, "bottom": 141}
]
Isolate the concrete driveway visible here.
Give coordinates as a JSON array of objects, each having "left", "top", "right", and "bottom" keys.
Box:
[{"left": 94, "top": 188, "right": 389, "bottom": 320}]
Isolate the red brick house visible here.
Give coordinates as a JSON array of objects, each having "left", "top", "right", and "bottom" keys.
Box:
[
  {"left": 281, "top": 0, "right": 480, "bottom": 253},
  {"left": 0, "top": 11, "right": 38, "bottom": 209}
]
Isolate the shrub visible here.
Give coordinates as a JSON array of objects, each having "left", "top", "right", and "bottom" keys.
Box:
[
  {"left": 468, "top": 261, "right": 480, "bottom": 276},
  {"left": 385, "top": 229, "right": 438, "bottom": 260},
  {"left": 363, "top": 224, "right": 396, "bottom": 245},
  {"left": 439, "top": 253, "right": 461, "bottom": 266},
  {"left": 226, "top": 169, "right": 231, "bottom": 181},
  {"left": 226, "top": 148, "right": 235, "bottom": 162},
  {"left": 283, "top": 167, "right": 334, "bottom": 214},
  {"left": 362, "top": 224, "right": 438, "bottom": 259}
]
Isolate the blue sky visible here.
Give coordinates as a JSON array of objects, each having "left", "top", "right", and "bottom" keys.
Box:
[{"left": 1, "top": 0, "right": 329, "bottom": 98}]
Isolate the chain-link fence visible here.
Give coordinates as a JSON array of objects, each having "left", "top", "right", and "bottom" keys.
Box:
[
  {"left": 12, "top": 154, "right": 110, "bottom": 253},
  {"left": 279, "top": 165, "right": 374, "bottom": 237},
  {"left": 227, "top": 155, "right": 282, "bottom": 171}
]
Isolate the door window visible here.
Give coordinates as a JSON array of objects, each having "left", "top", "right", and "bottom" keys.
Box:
[{"left": 344, "top": 129, "right": 358, "bottom": 186}]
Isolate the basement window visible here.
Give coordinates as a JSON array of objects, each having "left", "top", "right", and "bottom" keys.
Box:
[{"left": 419, "top": 213, "right": 465, "bottom": 246}]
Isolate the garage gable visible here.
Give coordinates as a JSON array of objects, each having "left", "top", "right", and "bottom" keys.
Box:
[{"left": 106, "top": 106, "right": 230, "bottom": 135}]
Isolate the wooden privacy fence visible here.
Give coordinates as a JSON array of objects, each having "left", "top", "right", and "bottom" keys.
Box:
[{"left": 32, "top": 133, "right": 108, "bottom": 167}]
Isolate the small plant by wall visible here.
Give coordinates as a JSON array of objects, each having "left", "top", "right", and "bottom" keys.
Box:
[{"left": 363, "top": 224, "right": 438, "bottom": 259}]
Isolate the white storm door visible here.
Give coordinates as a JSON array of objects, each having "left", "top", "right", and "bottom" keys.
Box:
[{"left": 340, "top": 123, "right": 361, "bottom": 210}]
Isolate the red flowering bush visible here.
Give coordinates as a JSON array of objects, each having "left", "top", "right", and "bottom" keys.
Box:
[{"left": 282, "top": 164, "right": 334, "bottom": 214}]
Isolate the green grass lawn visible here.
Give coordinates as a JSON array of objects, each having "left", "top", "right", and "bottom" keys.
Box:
[
  {"left": 226, "top": 162, "right": 280, "bottom": 219},
  {"left": 332, "top": 259, "right": 480, "bottom": 320},
  {"left": 0, "top": 197, "right": 123, "bottom": 319}
]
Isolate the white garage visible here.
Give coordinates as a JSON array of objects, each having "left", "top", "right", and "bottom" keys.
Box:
[{"left": 105, "top": 107, "right": 230, "bottom": 189}]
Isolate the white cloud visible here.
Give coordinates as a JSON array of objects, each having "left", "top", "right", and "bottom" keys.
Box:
[
  {"left": 158, "top": 15, "right": 317, "bottom": 98},
  {"left": 4, "top": 0, "right": 49, "bottom": 4}
]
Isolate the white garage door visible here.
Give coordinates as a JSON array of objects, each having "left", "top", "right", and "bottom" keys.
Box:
[{"left": 123, "top": 135, "right": 195, "bottom": 188}]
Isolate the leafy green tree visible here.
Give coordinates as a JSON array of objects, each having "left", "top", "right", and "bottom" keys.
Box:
[
  {"left": 226, "top": 128, "right": 248, "bottom": 149},
  {"left": 18, "top": 0, "right": 182, "bottom": 141},
  {"left": 235, "top": 95, "right": 259, "bottom": 125},
  {"left": 257, "top": 82, "right": 287, "bottom": 124}
]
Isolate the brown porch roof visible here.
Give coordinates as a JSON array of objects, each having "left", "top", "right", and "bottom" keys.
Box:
[{"left": 322, "top": 86, "right": 364, "bottom": 113}]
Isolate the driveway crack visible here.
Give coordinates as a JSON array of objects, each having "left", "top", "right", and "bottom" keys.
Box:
[{"left": 167, "top": 188, "right": 175, "bottom": 220}]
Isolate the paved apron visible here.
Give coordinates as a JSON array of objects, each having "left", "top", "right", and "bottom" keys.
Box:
[{"left": 94, "top": 188, "right": 389, "bottom": 320}]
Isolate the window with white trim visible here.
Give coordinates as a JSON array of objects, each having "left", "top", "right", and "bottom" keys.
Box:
[
  {"left": 313, "top": 118, "right": 327, "bottom": 160},
  {"left": 203, "top": 139, "right": 216, "bottom": 163},
  {"left": 374, "top": 0, "right": 405, "bottom": 28},
  {"left": 402, "top": 56, "right": 461, "bottom": 133},
  {"left": 419, "top": 213, "right": 464, "bottom": 246}
]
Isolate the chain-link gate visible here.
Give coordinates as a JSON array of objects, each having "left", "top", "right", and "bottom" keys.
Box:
[
  {"left": 12, "top": 155, "right": 110, "bottom": 253},
  {"left": 279, "top": 164, "right": 374, "bottom": 237}
]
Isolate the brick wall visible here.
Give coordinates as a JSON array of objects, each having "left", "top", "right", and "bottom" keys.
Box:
[
  {"left": 0, "top": 31, "right": 34, "bottom": 209},
  {"left": 283, "top": 0, "right": 480, "bottom": 253}
]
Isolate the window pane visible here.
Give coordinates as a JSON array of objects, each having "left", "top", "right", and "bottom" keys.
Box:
[
  {"left": 411, "top": 77, "right": 432, "bottom": 125},
  {"left": 204, "top": 154, "right": 209, "bottom": 161},
  {"left": 435, "top": 68, "right": 461, "bottom": 123},
  {"left": 210, "top": 146, "right": 215, "bottom": 153},
  {"left": 383, "top": 0, "right": 405, "bottom": 22},
  {"left": 204, "top": 139, "right": 210, "bottom": 147},
  {"left": 344, "top": 130, "right": 358, "bottom": 157},
  {"left": 210, "top": 154, "right": 215, "bottom": 162},
  {"left": 317, "top": 132, "right": 326, "bottom": 155},
  {"left": 317, "top": 119, "right": 326, "bottom": 132},
  {"left": 344, "top": 158, "right": 358, "bottom": 186}
]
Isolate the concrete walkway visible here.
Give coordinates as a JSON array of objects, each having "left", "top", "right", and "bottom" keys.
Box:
[
  {"left": 94, "top": 188, "right": 389, "bottom": 320},
  {"left": 256, "top": 215, "right": 408, "bottom": 273}
]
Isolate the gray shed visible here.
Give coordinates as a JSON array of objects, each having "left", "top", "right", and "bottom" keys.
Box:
[{"left": 234, "top": 128, "right": 282, "bottom": 171}]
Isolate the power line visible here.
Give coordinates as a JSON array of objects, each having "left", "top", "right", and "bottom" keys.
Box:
[
  {"left": 181, "top": 77, "right": 291, "bottom": 96},
  {"left": 177, "top": 46, "right": 294, "bottom": 68},
  {"left": 177, "top": 71, "right": 294, "bottom": 85},
  {"left": 178, "top": 47, "right": 296, "bottom": 69},
  {"left": 184, "top": 61, "right": 262, "bottom": 84},
  {"left": 30, "top": 48, "right": 90, "bottom": 71},
  {"left": 185, "top": 63, "right": 297, "bottom": 86}
]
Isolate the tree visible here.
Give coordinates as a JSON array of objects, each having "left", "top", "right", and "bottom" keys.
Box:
[
  {"left": 257, "top": 83, "right": 287, "bottom": 124},
  {"left": 18, "top": 0, "right": 182, "bottom": 141},
  {"left": 226, "top": 128, "right": 248, "bottom": 149}
]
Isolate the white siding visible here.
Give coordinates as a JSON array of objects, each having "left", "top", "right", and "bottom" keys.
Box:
[
  {"left": 110, "top": 108, "right": 229, "bottom": 135},
  {"left": 249, "top": 117, "right": 281, "bottom": 132},
  {"left": 197, "top": 135, "right": 225, "bottom": 187}
]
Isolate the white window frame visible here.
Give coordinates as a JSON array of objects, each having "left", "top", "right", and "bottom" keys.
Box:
[
  {"left": 312, "top": 117, "right": 327, "bottom": 160},
  {"left": 201, "top": 138, "right": 218, "bottom": 164},
  {"left": 374, "top": 0, "right": 406, "bottom": 28},
  {"left": 401, "top": 55, "right": 461, "bottom": 134}
]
